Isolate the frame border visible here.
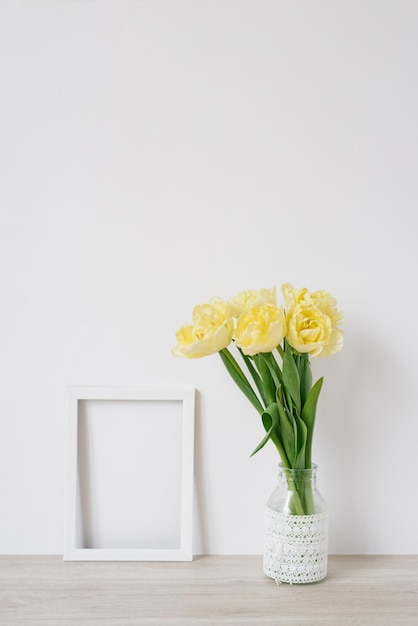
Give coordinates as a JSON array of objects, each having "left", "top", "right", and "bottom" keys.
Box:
[{"left": 64, "top": 386, "right": 195, "bottom": 561}]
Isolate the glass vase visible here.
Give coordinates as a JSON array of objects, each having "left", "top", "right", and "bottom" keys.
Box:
[{"left": 263, "top": 464, "right": 328, "bottom": 584}]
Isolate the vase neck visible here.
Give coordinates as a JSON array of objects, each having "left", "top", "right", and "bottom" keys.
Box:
[{"left": 278, "top": 464, "right": 318, "bottom": 487}]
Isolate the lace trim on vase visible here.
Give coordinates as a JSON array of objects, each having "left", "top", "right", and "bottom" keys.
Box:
[{"left": 263, "top": 507, "right": 328, "bottom": 584}]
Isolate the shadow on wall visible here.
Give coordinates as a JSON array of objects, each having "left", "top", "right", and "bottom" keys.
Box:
[
  {"left": 77, "top": 402, "right": 94, "bottom": 550},
  {"left": 192, "top": 325, "right": 412, "bottom": 554},
  {"left": 192, "top": 390, "right": 210, "bottom": 555},
  {"left": 315, "top": 323, "right": 409, "bottom": 553}
]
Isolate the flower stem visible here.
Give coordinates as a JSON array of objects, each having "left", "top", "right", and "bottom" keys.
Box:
[
  {"left": 219, "top": 348, "right": 264, "bottom": 415},
  {"left": 286, "top": 478, "right": 306, "bottom": 515},
  {"left": 302, "top": 483, "right": 315, "bottom": 515},
  {"left": 284, "top": 470, "right": 316, "bottom": 516}
]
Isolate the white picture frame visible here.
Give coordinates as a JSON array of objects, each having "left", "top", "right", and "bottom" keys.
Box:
[{"left": 64, "top": 386, "right": 195, "bottom": 561}]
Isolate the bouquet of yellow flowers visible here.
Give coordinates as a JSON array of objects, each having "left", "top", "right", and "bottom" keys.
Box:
[{"left": 172, "top": 284, "right": 344, "bottom": 475}]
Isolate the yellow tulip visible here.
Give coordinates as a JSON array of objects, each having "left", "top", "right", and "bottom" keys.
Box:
[
  {"left": 281, "top": 283, "right": 344, "bottom": 357},
  {"left": 229, "top": 287, "right": 277, "bottom": 318},
  {"left": 172, "top": 298, "right": 233, "bottom": 358},
  {"left": 233, "top": 304, "right": 286, "bottom": 356}
]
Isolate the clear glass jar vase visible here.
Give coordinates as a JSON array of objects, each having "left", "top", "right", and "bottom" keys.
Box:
[{"left": 263, "top": 464, "right": 328, "bottom": 584}]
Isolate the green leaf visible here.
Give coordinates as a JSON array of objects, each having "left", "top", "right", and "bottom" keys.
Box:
[
  {"left": 219, "top": 349, "right": 264, "bottom": 415},
  {"left": 276, "top": 384, "right": 284, "bottom": 405},
  {"left": 293, "top": 414, "right": 308, "bottom": 469},
  {"left": 250, "top": 403, "right": 279, "bottom": 456},
  {"left": 301, "top": 376, "right": 324, "bottom": 468},
  {"left": 260, "top": 352, "right": 282, "bottom": 388},
  {"left": 282, "top": 385, "right": 293, "bottom": 414},
  {"left": 263, "top": 408, "right": 290, "bottom": 467},
  {"left": 301, "top": 376, "right": 323, "bottom": 431},
  {"left": 238, "top": 349, "right": 270, "bottom": 408},
  {"left": 276, "top": 400, "right": 296, "bottom": 466},
  {"left": 253, "top": 354, "right": 276, "bottom": 405},
  {"left": 299, "top": 354, "right": 312, "bottom": 410},
  {"left": 282, "top": 348, "right": 301, "bottom": 414}
]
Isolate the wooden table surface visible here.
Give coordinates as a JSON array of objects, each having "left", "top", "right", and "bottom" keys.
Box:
[{"left": 0, "top": 555, "right": 417, "bottom": 625}]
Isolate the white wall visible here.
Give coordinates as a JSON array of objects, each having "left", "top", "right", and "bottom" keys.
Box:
[{"left": 1, "top": 0, "right": 417, "bottom": 555}]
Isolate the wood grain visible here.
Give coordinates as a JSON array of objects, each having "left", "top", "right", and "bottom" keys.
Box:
[{"left": 0, "top": 555, "right": 417, "bottom": 625}]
